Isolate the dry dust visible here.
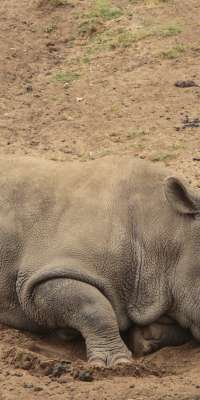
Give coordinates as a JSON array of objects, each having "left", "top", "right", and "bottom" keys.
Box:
[{"left": 0, "top": 0, "right": 200, "bottom": 399}]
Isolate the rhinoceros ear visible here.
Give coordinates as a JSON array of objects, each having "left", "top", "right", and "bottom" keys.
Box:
[{"left": 164, "top": 177, "right": 199, "bottom": 215}]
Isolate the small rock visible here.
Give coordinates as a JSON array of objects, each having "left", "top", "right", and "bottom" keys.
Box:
[
  {"left": 50, "top": 361, "right": 72, "bottom": 378},
  {"left": 33, "top": 386, "right": 43, "bottom": 392},
  {"left": 48, "top": 46, "right": 58, "bottom": 53},
  {"left": 23, "top": 383, "right": 34, "bottom": 389},
  {"left": 76, "top": 97, "right": 84, "bottom": 102},
  {"left": 58, "top": 377, "right": 68, "bottom": 384},
  {"left": 76, "top": 371, "right": 94, "bottom": 382},
  {"left": 129, "top": 384, "right": 135, "bottom": 388},
  {"left": 61, "top": 149, "right": 73, "bottom": 154},
  {"left": 182, "top": 116, "right": 200, "bottom": 128},
  {"left": 175, "top": 80, "right": 199, "bottom": 88},
  {"left": 26, "top": 84, "right": 33, "bottom": 92},
  {"left": 46, "top": 41, "right": 55, "bottom": 47},
  {"left": 13, "top": 372, "right": 23, "bottom": 377}
]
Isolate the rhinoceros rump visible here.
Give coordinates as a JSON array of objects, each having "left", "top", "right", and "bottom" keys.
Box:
[{"left": 0, "top": 156, "right": 197, "bottom": 366}]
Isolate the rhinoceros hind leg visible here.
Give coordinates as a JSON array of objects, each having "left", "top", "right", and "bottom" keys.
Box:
[
  {"left": 23, "top": 278, "right": 132, "bottom": 367},
  {"left": 128, "top": 318, "right": 191, "bottom": 356}
]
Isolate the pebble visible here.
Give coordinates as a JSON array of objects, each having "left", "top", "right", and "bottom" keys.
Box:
[
  {"left": 58, "top": 377, "right": 68, "bottom": 384},
  {"left": 175, "top": 80, "right": 199, "bottom": 88},
  {"left": 23, "top": 382, "right": 34, "bottom": 389},
  {"left": 76, "top": 371, "right": 94, "bottom": 382},
  {"left": 26, "top": 84, "right": 33, "bottom": 92},
  {"left": 76, "top": 97, "right": 84, "bottom": 102},
  {"left": 50, "top": 361, "right": 72, "bottom": 378},
  {"left": 193, "top": 157, "right": 200, "bottom": 162},
  {"left": 33, "top": 386, "right": 43, "bottom": 392},
  {"left": 182, "top": 116, "right": 200, "bottom": 128},
  {"left": 13, "top": 372, "right": 23, "bottom": 377}
]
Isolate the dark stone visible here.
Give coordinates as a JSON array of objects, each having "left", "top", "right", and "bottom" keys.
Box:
[
  {"left": 33, "top": 386, "right": 43, "bottom": 392},
  {"left": 77, "top": 371, "right": 94, "bottom": 382},
  {"left": 193, "top": 157, "right": 200, "bottom": 161},
  {"left": 23, "top": 383, "right": 34, "bottom": 389},
  {"left": 175, "top": 80, "right": 199, "bottom": 88},
  {"left": 182, "top": 116, "right": 200, "bottom": 128},
  {"left": 26, "top": 84, "right": 33, "bottom": 92},
  {"left": 50, "top": 361, "right": 72, "bottom": 378}
]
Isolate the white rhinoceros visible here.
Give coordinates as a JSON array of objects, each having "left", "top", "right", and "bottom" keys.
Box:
[{"left": 0, "top": 156, "right": 195, "bottom": 366}]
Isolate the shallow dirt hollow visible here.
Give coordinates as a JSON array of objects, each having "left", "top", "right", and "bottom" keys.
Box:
[{"left": 0, "top": 0, "right": 200, "bottom": 399}]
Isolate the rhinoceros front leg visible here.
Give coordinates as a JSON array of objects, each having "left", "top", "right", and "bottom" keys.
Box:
[
  {"left": 128, "top": 317, "right": 191, "bottom": 356},
  {"left": 22, "top": 278, "right": 131, "bottom": 367}
]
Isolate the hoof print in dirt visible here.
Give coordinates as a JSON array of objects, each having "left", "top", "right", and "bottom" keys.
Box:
[
  {"left": 175, "top": 80, "right": 199, "bottom": 88},
  {"left": 74, "top": 370, "right": 94, "bottom": 382}
]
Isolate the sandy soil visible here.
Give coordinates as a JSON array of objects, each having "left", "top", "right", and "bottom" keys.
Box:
[{"left": 0, "top": 0, "right": 200, "bottom": 398}]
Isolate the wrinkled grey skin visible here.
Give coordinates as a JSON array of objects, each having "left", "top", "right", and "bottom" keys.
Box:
[{"left": 0, "top": 156, "right": 198, "bottom": 367}]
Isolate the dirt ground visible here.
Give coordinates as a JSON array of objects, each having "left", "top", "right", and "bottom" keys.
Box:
[{"left": 0, "top": 0, "right": 200, "bottom": 398}]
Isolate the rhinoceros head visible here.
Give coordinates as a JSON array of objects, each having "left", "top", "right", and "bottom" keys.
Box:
[{"left": 165, "top": 176, "right": 200, "bottom": 340}]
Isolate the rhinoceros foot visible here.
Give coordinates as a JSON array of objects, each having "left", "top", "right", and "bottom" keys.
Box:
[
  {"left": 128, "top": 318, "right": 191, "bottom": 356},
  {"left": 89, "top": 348, "right": 132, "bottom": 368}
]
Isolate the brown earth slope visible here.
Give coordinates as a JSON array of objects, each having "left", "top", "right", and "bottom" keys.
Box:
[{"left": 0, "top": 0, "right": 200, "bottom": 399}]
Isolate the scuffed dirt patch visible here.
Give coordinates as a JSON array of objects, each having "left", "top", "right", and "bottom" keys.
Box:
[
  {"left": 0, "top": 326, "right": 200, "bottom": 399},
  {"left": 0, "top": 326, "right": 168, "bottom": 381}
]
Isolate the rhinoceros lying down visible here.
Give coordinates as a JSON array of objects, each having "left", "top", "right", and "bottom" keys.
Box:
[{"left": 0, "top": 155, "right": 197, "bottom": 366}]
